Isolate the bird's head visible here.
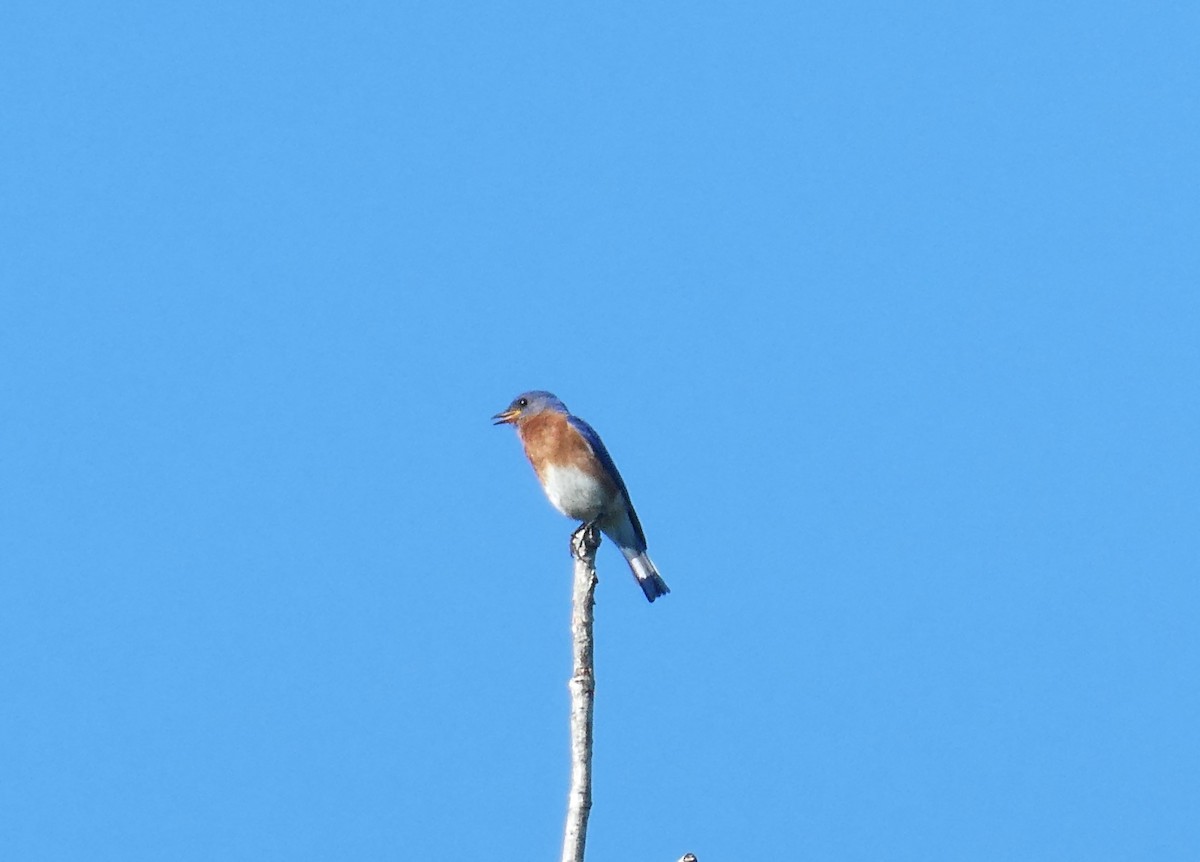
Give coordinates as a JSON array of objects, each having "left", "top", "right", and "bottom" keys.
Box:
[{"left": 491, "top": 390, "right": 568, "bottom": 426}]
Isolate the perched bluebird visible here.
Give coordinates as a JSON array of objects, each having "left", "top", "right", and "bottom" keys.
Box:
[{"left": 493, "top": 391, "right": 670, "bottom": 602}]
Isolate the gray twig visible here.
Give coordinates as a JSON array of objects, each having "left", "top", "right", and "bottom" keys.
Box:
[{"left": 561, "top": 524, "right": 599, "bottom": 862}]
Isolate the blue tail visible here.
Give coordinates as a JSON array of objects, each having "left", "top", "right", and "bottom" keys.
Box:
[{"left": 628, "top": 551, "right": 670, "bottom": 603}]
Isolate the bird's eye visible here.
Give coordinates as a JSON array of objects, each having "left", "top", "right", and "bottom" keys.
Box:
[{"left": 516, "top": 398, "right": 528, "bottom": 408}]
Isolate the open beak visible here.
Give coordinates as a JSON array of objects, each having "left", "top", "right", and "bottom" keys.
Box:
[{"left": 492, "top": 408, "right": 520, "bottom": 426}]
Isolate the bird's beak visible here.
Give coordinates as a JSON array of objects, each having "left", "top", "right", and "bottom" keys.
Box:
[{"left": 492, "top": 408, "right": 520, "bottom": 426}]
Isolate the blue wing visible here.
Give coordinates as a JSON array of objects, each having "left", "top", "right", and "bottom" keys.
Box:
[{"left": 566, "top": 414, "right": 648, "bottom": 548}]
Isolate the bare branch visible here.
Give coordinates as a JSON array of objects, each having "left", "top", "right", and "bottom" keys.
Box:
[{"left": 561, "top": 524, "right": 600, "bottom": 862}]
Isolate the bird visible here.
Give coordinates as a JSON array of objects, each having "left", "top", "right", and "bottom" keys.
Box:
[{"left": 492, "top": 390, "right": 670, "bottom": 602}]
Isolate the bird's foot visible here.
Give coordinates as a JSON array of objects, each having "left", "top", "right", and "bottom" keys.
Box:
[{"left": 570, "top": 519, "right": 602, "bottom": 560}]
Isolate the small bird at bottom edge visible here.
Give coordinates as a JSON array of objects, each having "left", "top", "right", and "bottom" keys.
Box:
[{"left": 492, "top": 390, "right": 670, "bottom": 602}]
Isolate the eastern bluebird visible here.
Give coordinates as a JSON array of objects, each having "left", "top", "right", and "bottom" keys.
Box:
[{"left": 493, "top": 391, "right": 670, "bottom": 602}]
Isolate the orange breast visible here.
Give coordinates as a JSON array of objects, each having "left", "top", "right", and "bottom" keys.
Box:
[{"left": 520, "top": 412, "right": 596, "bottom": 477}]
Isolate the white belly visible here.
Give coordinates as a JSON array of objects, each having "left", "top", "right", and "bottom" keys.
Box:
[{"left": 541, "top": 464, "right": 614, "bottom": 521}]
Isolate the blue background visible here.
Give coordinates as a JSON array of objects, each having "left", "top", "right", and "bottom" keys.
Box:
[{"left": 3, "top": 2, "right": 1197, "bottom": 860}]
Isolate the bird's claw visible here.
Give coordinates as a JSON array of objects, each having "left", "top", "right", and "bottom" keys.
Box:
[{"left": 570, "top": 520, "right": 601, "bottom": 559}]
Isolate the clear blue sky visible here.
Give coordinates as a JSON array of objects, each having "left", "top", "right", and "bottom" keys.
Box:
[{"left": 2, "top": 2, "right": 1197, "bottom": 860}]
